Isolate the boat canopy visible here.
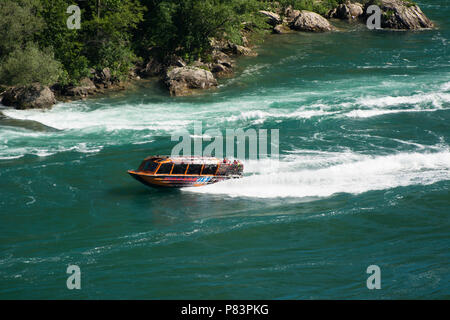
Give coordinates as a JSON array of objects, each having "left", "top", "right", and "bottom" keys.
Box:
[{"left": 138, "top": 156, "right": 242, "bottom": 176}]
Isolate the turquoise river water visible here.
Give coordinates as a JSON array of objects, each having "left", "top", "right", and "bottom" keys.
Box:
[{"left": 0, "top": 1, "right": 449, "bottom": 299}]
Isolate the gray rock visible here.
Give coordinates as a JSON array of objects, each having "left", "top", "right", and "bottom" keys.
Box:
[
  {"left": 100, "top": 67, "right": 111, "bottom": 82},
  {"left": 273, "top": 24, "right": 293, "bottom": 34},
  {"left": 212, "top": 50, "right": 233, "bottom": 68},
  {"left": 1, "top": 84, "right": 56, "bottom": 109},
  {"left": 64, "top": 78, "right": 96, "bottom": 98},
  {"left": 329, "top": 2, "right": 364, "bottom": 20},
  {"left": 93, "top": 67, "right": 113, "bottom": 86},
  {"left": 211, "top": 63, "right": 233, "bottom": 77},
  {"left": 0, "top": 112, "right": 60, "bottom": 132},
  {"left": 164, "top": 67, "right": 218, "bottom": 96},
  {"left": 291, "top": 10, "right": 334, "bottom": 32},
  {"left": 211, "top": 64, "right": 227, "bottom": 73},
  {"left": 211, "top": 39, "right": 257, "bottom": 57},
  {"left": 284, "top": 7, "right": 301, "bottom": 24},
  {"left": 259, "top": 10, "right": 282, "bottom": 26},
  {"left": 241, "top": 36, "right": 249, "bottom": 47},
  {"left": 374, "top": 0, "right": 434, "bottom": 30},
  {"left": 166, "top": 55, "right": 187, "bottom": 68},
  {"left": 140, "top": 57, "right": 164, "bottom": 77},
  {"left": 230, "top": 44, "right": 258, "bottom": 56}
]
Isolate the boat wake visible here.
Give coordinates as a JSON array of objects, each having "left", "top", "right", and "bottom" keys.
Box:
[{"left": 185, "top": 150, "right": 450, "bottom": 198}]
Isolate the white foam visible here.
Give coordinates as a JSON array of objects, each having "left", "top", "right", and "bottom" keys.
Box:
[
  {"left": 355, "top": 92, "right": 450, "bottom": 109},
  {"left": 221, "top": 105, "right": 337, "bottom": 125},
  {"left": 0, "top": 155, "right": 24, "bottom": 160},
  {"left": 186, "top": 150, "right": 450, "bottom": 198},
  {"left": 2, "top": 101, "right": 193, "bottom": 132},
  {"left": 441, "top": 82, "right": 450, "bottom": 92},
  {"left": 345, "top": 108, "right": 438, "bottom": 118},
  {"left": 2, "top": 78, "right": 450, "bottom": 160}
]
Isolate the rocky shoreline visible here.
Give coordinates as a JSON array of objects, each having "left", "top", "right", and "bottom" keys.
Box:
[{"left": 0, "top": 0, "right": 434, "bottom": 110}]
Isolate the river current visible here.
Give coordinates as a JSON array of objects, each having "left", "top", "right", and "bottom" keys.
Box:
[{"left": 0, "top": 1, "right": 449, "bottom": 299}]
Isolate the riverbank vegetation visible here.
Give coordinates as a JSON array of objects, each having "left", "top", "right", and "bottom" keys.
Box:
[
  {"left": 0, "top": 0, "right": 433, "bottom": 107},
  {"left": 0, "top": 0, "right": 342, "bottom": 88}
]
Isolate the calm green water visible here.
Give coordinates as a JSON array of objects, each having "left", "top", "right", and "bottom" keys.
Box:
[{"left": 1, "top": 1, "right": 449, "bottom": 299}]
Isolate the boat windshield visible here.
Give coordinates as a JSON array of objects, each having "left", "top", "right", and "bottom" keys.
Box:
[
  {"left": 186, "top": 164, "right": 202, "bottom": 175},
  {"left": 156, "top": 163, "right": 173, "bottom": 174},
  {"left": 172, "top": 163, "right": 188, "bottom": 175},
  {"left": 142, "top": 161, "right": 159, "bottom": 172}
]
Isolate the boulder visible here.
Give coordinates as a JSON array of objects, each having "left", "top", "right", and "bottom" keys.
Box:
[
  {"left": 211, "top": 63, "right": 229, "bottom": 75},
  {"left": 93, "top": 67, "right": 115, "bottom": 87},
  {"left": 64, "top": 78, "right": 96, "bottom": 98},
  {"left": 100, "top": 67, "right": 111, "bottom": 82},
  {"left": 208, "top": 51, "right": 233, "bottom": 77},
  {"left": 290, "top": 10, "right": 334, "bottom": 32},
  {"left": 210, "top": 63, "right": 233, "bottom": 78},
  {"left": 139, "top": 57, "right": 164, "bottom": 77},
  {"left": 1, "top": 84, "right": 56, "bottom": 109},
  {"left": 212, "top": 50, "right": 233, "bottom": 68},
  {"left": 328, "top": 2, "right": 364, "bottom": 20},
  {"left": 211, "top": 38, "right": 257, "bottom": 57},
  {"left": 284, "top": 6, "right": 301, "bottom": 24},
  {"left": 166, "top": 55, "right": 187, "bottom": 68},
  {"left": 241, "top": 36, "right": 249, "bottom": 47},
  {"left": 273, "top": 24, "right": 293, "bottom": 34},
  {"left": 164, "top": 67, "right": 218, "bottom": 96},
  {"left": 373, "top": 0, "right": 434, "bottom": 30},
  {"left": 210, "top": 38, "right": 231, "bottom": 52},
  {"left": 230, "top": 44, "right": 258, "bottom": 56},
  {"left": 259, "top": 10, "right": 282, "bottom": 26}
]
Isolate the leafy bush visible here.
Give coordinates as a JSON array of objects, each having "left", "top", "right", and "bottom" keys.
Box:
[
  {"left": 0, "top": 44, "right": 63, "bottom": 86},
  {"left": 0, "top": 0, "right": 44, "bottom": 56},
  {"left": 137, "top": 0, "right": 269, "bottom": 62},
  {"left": 278, "top": 0, "right": 339, "bottom": 16}
]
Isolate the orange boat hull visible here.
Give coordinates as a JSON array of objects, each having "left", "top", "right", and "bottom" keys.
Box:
[{"left": 128, "top": 170, "right": 234, "bottom": 188}]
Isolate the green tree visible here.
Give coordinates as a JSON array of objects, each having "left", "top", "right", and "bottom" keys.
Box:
[
  {"left": 0, "top": 0, "right": 44, "bottom": 56},
  {"left": 0, "top": 43, "right": 63, "bottom": 86},
  {"left": 38, "top": 0, "right": 89, "bottom": 83},
  {"left": 138, "top": 0, "right": 268, "bottom": 62},
  {"left": 81, "top": 0, "right": 146, "bottom": 79}
]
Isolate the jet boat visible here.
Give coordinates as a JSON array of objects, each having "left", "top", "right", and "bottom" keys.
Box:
[{"left": 128, "top": 156, "right": 243, "bottom": 188}]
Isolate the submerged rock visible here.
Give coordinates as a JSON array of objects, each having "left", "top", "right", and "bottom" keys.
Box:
[
  {"left": 1, "top": 84, "right": 56, "bottom": 109},
  {"left": 374, "top": 0, "right": 434, "bottom": 30},
  {"left": 290, "top": 10, "right": 335, "bottom": 32},
  {"left": 0, "top": 113, "right": 60, "bottom": 132},
  {"left": 164, "top": 67, "right": 218, "bottom": 96}
]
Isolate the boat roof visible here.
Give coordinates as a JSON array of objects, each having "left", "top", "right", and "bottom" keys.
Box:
[{"left": 143, "top": 155, "right": 222, "bottom": 165}]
